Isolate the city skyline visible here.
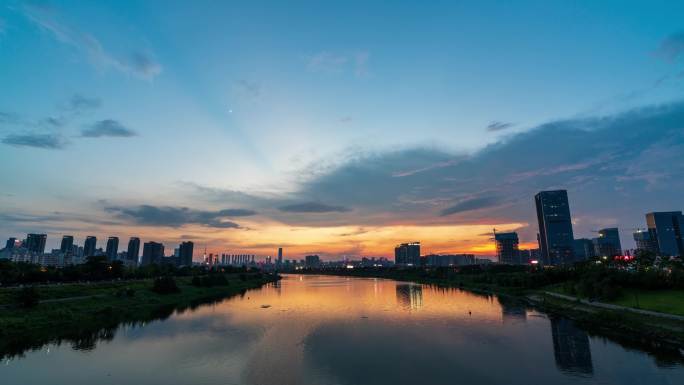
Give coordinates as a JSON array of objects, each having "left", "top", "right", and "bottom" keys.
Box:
[{"left": 2, "top": 1, "right": 684, "bottom": 258}]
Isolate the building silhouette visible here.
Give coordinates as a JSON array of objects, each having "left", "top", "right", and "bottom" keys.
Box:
[
  {"left": 277, "top": 247, "right": 283, "bottom": 266},
  {"left": 84, "top": 236, "right": 97, "bottom": 258},
  {"left": 305, "top": 254, "right": 321, "bottom": 267},
  {"left": 646, "top": 211, "right": 684, "bottom": 257},
  {"left": 395, "top": 242, "right": 421, "bottom": 266},
  {"left": 5, "top": 237, "right": 17, "bottom": 250},
  {"left": 106, "top": 236, "right": 119, "bottom": 261},
  {"left": 535, "top": 190, "right": 575, "bottom": 265},
  {"left": 494, "top": 232, "right": 520, "bottom": 264},
  {"left": 592, "top": 228, "right": 622, "bottom": 257},
  {"left": 573, "top": 238, "right": 594, "bottom": 261},
  {"left": 127, "top": 237, "right": 140, "bottom": 264},
  {"left": 60, "top": 235, "right": 74, "bottom": 254},
  {"left": 633, "top": 229, "right": 657, "bottom": 254},
  {"left": 25, "top": 233, "right": 47, "bottom": 254},
  {"left": 178, "top": 241, "right": 194, "bottom": 266},
  {"left": 142, "top": 241, "right": 164, "bottom": 265}
]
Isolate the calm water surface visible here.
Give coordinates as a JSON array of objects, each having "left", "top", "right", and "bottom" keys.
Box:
[{"left": 3, "top": 274, "right": 684, "bottom": 385}]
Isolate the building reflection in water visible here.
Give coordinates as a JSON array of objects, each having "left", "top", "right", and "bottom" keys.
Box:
[
  {"left": 497, "top": 297, "right": 527, "bottom": 324},
  {"left": 395, "top": 283, "right": 423, "bottom": 310},
  {"left": 550, "top": 317, "right": 594, "bottom": 376}
]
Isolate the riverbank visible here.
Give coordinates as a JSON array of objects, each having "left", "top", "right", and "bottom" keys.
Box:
[
  {"left": 0, "top": 272, "right": 280, "bottom": 358},
  {"left": 299, "top": 269, "right": 684, "bottom": 349}
]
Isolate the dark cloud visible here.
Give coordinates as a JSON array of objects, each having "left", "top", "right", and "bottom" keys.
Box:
[
  {"left": 279, "top": 202, "right": 352, "bottom": 213},
  {"left": 105, "top": 205, "right": 256, "bottom": 228},
  {"left": 69, "top": 94, "right": 101, "bottom": 111},
  {"left": 486, "top": 121, "right": 515, "bottom": 132},
  {"left": 440, "top": 196, "right": 502, "bottom": 216},
  {"left": 656, "top": 31, "right": 684, "bottom": 61},
  {"left": 1, "top": 133, "right": 66, "bottom": 149},
  {"left": 81, "top": 119, "right": 136, "bottom": 138},
  {"left": 128, "top": 51, "right": 162, "bottom": 79}
]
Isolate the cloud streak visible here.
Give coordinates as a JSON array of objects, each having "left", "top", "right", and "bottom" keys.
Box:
[
  {"left": 279, "top": 202, "right": 352, "bottom": 213},
  {"left": 81, "top": 119, "right": 136, "bottom": 138},
  {"left": 22, "top": 3, "right": 162, "bottom": 79},
  {"left": 105, "top": 205, "right": 257, "bottom": 228},
  {"left": 2, "top": 133, "right": 66, "bottom": 149}
]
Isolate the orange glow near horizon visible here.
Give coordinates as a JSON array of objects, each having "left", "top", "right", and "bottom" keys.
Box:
[{"left": 35, "top": 216, "right": 535, "bottom": 260}]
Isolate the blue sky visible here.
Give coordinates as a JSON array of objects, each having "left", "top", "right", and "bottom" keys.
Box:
[{"left": 1, "top": 0, "right": 683, "bottom": 257}]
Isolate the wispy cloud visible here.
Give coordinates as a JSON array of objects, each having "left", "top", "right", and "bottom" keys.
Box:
[
  {"left": 68, "top": 94, "right": 102, "bottom": 112},
  {"left": 279, "top": 202, "right": 351, "bottom": 213},
  {"left": 486, "top": 121, "right": 515, "bottom": 132},
  {"left": 440, "top": 196, "right": 502, "bottom": 216},
  {"left": 306, "top": 51, "right": 370, "bottom": 76},
  {"left": 1, "top": 133, "right": 66, "bottom": 149},
  {"left": 105, "top": 205, "right": 257, "bottom": 228},
  {"left": 81, "top": 119, "right": 136, "bottom": 138},
  {"left": 22, "top": 2, "right": 162, "bottom": 79}
]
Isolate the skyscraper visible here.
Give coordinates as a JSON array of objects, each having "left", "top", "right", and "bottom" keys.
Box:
[
  {"left": 592, "top": 228, "right": 622, "bottom": 257},
  {"left": 178, "top": 241, "right": 194, "bottom": 266},
  {"left": 84, "top": 236, "right": 97, "bottom": 257},
  {"left": 127, "top": 237, "right": 140, "bottom": 264},
  {"left": 25, "top": 233, "right": 47, "bottom": 254},
  {"left": 573, "top": 238, "right": 594, "bottom": 261},
  {"left": 535, "top": 190, "right": 575, "bottom": 265},
  {"left": 277, "top": 247, "right": 283, "bottom": 266},
  {"left": 633, "top": 229, "right": 657, "bottom": 254},
  {"left": 494, "top": 232, "right": 520, "bottom": 264},
  {"left": 106, "top": 236, "right": 119, "bottom": 261},
  {"left": 142, "top": 241, "right": 164, "bottom": 265},
  {"left": 646, "top": 212, "right": 684, "bottom": 257},
  {"left": 60, "top": 235, "right": 74, "bottom": 254},
  {"left": 5, "top": 237, "right": 17, "bottom": 250},
  {"left": 394, "top": 242, "right": 421, "bottom": 266}
]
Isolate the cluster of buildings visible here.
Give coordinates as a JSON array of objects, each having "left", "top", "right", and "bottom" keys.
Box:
[
  {"left": 0, "top": 234, "right": 195, "bottom": 268},
  {"left": 496, "top": 190, "right": 683, "bottom": 265},
  {"left": 394, "top": 242, "right": 488, "bottom": 267},
  {"left": 394, "top": 190, "right": 683, "bottom": 267}
]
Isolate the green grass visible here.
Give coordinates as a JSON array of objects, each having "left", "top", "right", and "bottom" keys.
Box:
[
  {"left": 0, "top": 274, "right": 278, "bottom": 359},
  {"left": 609, "top": 289, "right": 684, "bottom": 317}
]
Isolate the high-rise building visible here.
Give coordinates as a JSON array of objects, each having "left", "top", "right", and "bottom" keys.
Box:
[
  {"left": 277, "top": 247, "right": 283, "bottom": 266},
  {"left": 60, "top": 235, "right": 74, "bottom": 254},
  {"left": 25, "top": 233, "right": 47, "bottom": 254},
  {"left": 394, "top": 242, "right": 421, "bottom": 266},
  {"left": 127, "top": 237, "right": 140, "bottom": 264},
  {"left": 178, "top": 241, "right": 194, "bottom": 266},
  {"left": 494, "top": 232, "right": 520, "bottom": 264},
  {"left": 535, "top": 190, "right": 575, "bottom": 265},
  {"left": 592, "top": 228, "right": 622, "bottom": 257},
  {"left": 573, "top": 238, "right": 594, "bottom": 260},
  {"left": 142, "top": 241, "right": 164, "bottom": 265},
  {"left": 305, "top": 254, "right": 321, "bottom": 267},
  {"left": 633, "top": 229, "right": 657, "bottom": 254},
  {"left": 5, "top": 237, "right": 17, "bottom": 250},
  {"left": 106, "top": 236, "right": 119, "bottom": 261},
  {"left": 84, "top": 236, "right": 97, "bottom": 257},
  {"left": 646, "top": 211, "right": 684, "bottom": 257}
]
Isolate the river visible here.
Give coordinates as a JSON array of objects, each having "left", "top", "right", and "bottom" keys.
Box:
[{"left": 2, "top": 274, "right": 684, "bottom": 384}]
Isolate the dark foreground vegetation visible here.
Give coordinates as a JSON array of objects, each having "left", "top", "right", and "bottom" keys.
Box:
[{"left": 0, "top": 258, "right": 279, "bottom": 359}]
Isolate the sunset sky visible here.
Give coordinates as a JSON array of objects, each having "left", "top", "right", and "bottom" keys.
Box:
[{"left": 1, "top": 1, "right": 684, "bottom": 259}]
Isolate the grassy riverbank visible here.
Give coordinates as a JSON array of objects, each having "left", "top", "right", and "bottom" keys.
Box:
[{"left": 0, "top": 272, "right": 279, "bottom": 358}]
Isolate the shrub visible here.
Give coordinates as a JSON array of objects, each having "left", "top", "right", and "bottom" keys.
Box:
[
  {"left": 16, "top": 286, "right": 40, "bottom": 308},
  {"left": 152, "top": 276, "right": 180, "bottom": 294}
]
